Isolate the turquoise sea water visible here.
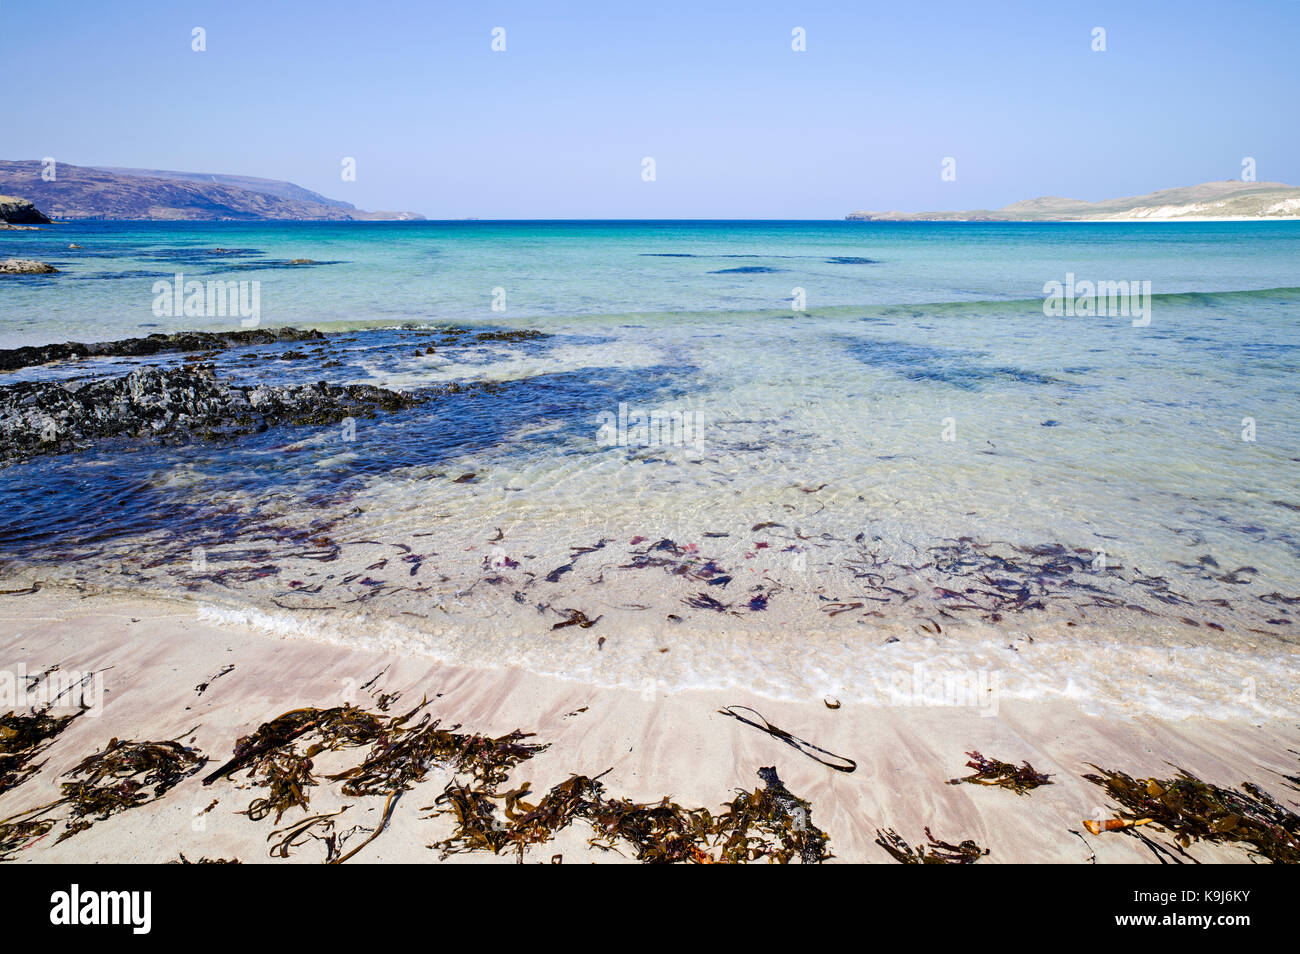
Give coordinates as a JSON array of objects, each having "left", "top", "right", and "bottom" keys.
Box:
[
  {"left": 4, "top": 220, "right": 1300, "bottom": 343},
  {"left": 1, "top": 220, "right": 1297, "bottom": 714}
]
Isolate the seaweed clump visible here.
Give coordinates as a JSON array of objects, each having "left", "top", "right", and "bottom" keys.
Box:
[
  {"left": 433, "top": 764, "right": 830, "bottom": 864},
  {"left": 0, "top": 709, "right": 82, "bottom": 794},
  {"left": 58, "top": 738, "right": 207, "bottom": 841},
  {"left": 203, "top": 704, "right": 388, "bottom": 822},
  {"left": 947, "top": 750, "right": 1054, "bottom": 795},
  {"left": 1083, "top": 765, "right": 1300, "bottom": 863},
  {"left": 712, "top": 766, "right": 830, "bottom": 863},
  {"left": 329, "top": 714, "right": 546, "bottom": 796},
  {"left": 0, "top": 818, "right": 55, "bottom": 861},
  {"left": 875, "top": 827, "right": 989, "bottom": 864}
]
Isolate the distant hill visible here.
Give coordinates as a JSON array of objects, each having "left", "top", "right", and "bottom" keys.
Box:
[
  {"left": 0, "top": 160, "right": 424, "bottom": 221},
  {"left": 94, "top": 167, "right": 357, "bottom": 210},
  {"left": 846, "top": 181, "right": 1300, "bottom": 221}
]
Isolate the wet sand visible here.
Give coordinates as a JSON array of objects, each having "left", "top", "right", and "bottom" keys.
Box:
[{"left": 1, "top": 586, "right": 1295, "bottom": 863}]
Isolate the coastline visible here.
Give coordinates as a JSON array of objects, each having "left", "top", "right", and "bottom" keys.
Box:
[{"left": 2, "top": 586, "right": 1295, "bottom": 864}]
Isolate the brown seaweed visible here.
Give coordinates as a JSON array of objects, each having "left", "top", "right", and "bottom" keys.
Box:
[
  {"left": 1083, "top": 764, "right": 1300, "bottom": 863},
  {"left": 711, "top": 766, "right": 830, "bottom": 863},
  {"left": 552, "top": 609, "right": 601, "bottom": 630},
  {"left": 267, "top": 809, "right": 349, "bottom": 859},
  {"left": 875, "top": 827, "right": 989, "bottom": 864},
  {"left": 331, "top": 715, "right": 547, "bottom": 796},
  {"left": 0, "top": 817, "right": 55, "bottom": 861},
  {"left": 241, "top": 749, "right": 318, "bottom": 822},
  {"left": 947, "top": 750, "right": 1054, "bottom": 794},
  {"left": 58, "top": 737, "right": 207, "bottom": 840},
  {"left": 202, "top": 704, "right": 386, "bottom": 786},
  {"left": 717, "top": 705, "right": 856, "bottom": 773},
  {"left": 0, "top": 708, "right": 83, "bottom": 795},
  {"left": 432, "top": 764, "right": 830, "bottom": 864},
  {"left": 171, "top": 853, "right": 241, "bottom": 864}
]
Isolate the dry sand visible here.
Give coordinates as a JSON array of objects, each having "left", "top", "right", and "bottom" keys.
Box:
[{"left": 1, "top": 586, "right": 1296, "bottom": 864}]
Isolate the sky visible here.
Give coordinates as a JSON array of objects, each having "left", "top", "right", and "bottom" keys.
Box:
[{"left": 3, "top": 0, "right": 1298, "bottom": 218}]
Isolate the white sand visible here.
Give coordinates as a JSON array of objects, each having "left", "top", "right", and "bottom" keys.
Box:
[{"left": 1, "top": 586, "right": 1296, "bottom": 864}]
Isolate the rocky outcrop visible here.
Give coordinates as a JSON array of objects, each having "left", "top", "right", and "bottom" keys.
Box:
[
  {"left": 0, "top": 365, "right": 419, "bottom": 461},
  {"left": 0, "top": 327, "right": 326, "bottom": 372},
  {"left": 0, "top": 259, "right": 57, "bottom": 274},
  {"left": 0, "top": 195, "right": 52, "bottom": 224}
]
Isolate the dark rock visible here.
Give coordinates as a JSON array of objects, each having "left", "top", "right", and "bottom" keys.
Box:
[
  {"left": 0, "top": 326, "right": 326, "bottom": 373},
  {"left": 0, "top": 364, "right": 419, "bottom": 462}
]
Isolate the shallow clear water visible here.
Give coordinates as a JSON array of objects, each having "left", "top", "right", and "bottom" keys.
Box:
[{"left": 1, "top": 220, "right": 1297, "bottom": 717}]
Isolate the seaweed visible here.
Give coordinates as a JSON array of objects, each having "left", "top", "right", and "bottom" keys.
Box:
[
  {"left": 712, "top": 766, "right": 830, "bottom": 863},
  {"left": 203, "top": 704, "right": 386, "bottom": 786},
  {"left": 267, "top": 809, "right": 350, "bottom": 860},
  {"left": 331, "top": 715, "right": 547, "bottom": 796},
  {"left": 1083, "top": 765, "right": 1300, "bottom": 863},
  {"left": 171, "top": 854, "right": 240, "bottom": 864},
  {"left": 552, "top": 609, "right": 600, "bottom": 630},
  {"left": 195, "top": 664, "right": 234, "bottom": 696},
  {"left": 0, "top": 708, "right": 83, "bottom": 794},
  {"left": 433, "top": 764, "right": 830, "bottom": 864},
  {"left": 58, "top": 737, "right": 207, "bottom": 840},
  {"left": 947, "top": 750, "right": 1054, "bottom": 794},
  {"left": 717, "top": 705, "right": 857, "bottom": 773},
  {"left": 241, "top": 749, "right": 318, "bottom": 822},
  {"left": 875, "top": 827, "right": 989, "bottom": 864},
  {"left": 586, "top": 793, "right": 716, "bottom": 863},
  {"left": 0, "top": 818, "right": 55, "bottom": 861}
]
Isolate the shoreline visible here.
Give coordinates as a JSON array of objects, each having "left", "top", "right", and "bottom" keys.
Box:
[{"left": 1, "top": 587, "right": 1296, "bottom": 863}]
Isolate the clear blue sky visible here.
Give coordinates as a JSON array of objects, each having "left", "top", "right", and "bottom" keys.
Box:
[{"left": 4, "top": 0, "right": 1297, "bottom": 218}]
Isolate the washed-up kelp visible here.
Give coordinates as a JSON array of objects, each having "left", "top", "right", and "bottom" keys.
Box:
[
  {"left": 947, "top": 751, "right": 1054, "bottom": 794},
  {"left": 433, "top": 765, "right": 830, "bottom": 864},
  {"left": 875, "top": 827, "right": 989, "bottom": 864},
  {"left": 207, "top": 699, "right": 831, "bottom": 864},
  {"left": 585, "top": 793, "right": 717, "bottom": 863},
  {"left": 267, "top": 809, "right": 351, "bottom": 860},
  {"left": 241, "top": 749, "right": 319, "bottom": 823},
  {"left": 332, "top": 716, "right": 547, "bottom": 796},
  {"left": 171, "top": 854, "right": 240, "bottom": 864},
  {"left": 204, "top": 705, "right": 387, "bottom": 784},
  {"left": 712, "top": 766, "right": 830, "bottom": 863},
  {"left": 206, "top": 701, "right": 548, "bottom": 861},
  {"left": 717, "top": 705, "right": 856, "bottom": 773},
  {"left": 1083, "top": 765, "right": 1300, "bottom": 863},
  {"left": 0, "top": 709, "right": 82, "bottom": 794},
  {"left": 204, "top": 705, "right": 389, "bottom": 821},
  {"left": 0, "top": 818, "right": 55, "bottom": 861},
  {"left": 58, "top": 737, "right": 207, "bottom": 841}
]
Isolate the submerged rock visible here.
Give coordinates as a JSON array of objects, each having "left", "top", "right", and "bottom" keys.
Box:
[
  {"left": 0, "top": 364, "right": 418, "bottom": 462},
  {"left": 0, "top": 258, "right": 58, "bottom": 275},
  {"left": 0, "top": 326, "right": 326, "bottom": 372}
]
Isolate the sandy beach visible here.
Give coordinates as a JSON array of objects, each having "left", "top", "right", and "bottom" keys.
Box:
[{"left": 2, "top": 584, "right": 1295, "bottom": 864}]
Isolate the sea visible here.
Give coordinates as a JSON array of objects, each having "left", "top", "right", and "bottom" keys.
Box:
[{"left": 1, "top": 220, "right": 1297, "bottom": 718}]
